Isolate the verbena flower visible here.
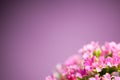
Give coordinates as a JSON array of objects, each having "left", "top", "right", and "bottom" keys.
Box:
[{"left": 46, "top": 42, "right": 120, "bottom": 80}]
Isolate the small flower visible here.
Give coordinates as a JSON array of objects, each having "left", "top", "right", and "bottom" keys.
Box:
[
  {"left": 64, "top": 55, "right": 81, "bottom": 66},
  {"left": 102, "top": 73, "right": 111, "bottom": 80},
  {"left": 114, "top": 76, "right": 120, "bottom": 80},
  {"left": 46, "top": 75, "right": 56, "bottom": 80}
]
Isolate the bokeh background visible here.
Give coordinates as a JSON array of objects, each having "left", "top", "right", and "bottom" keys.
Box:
[{"left": 1, "top": 1, "right": 120, "bottom": 80}]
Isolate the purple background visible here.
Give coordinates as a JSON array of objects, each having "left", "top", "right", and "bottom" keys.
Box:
[{"left": 1, "top": 1, "right": 120, "bottom": 80}]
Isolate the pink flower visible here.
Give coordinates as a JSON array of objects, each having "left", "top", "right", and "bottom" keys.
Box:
[
  {"left": 112, "top": 72, "right": 119, "bottom": 76},
  {"left": 84, "top": 56, "right": 95, "bottom": 72},
  {"left": 89, "top": 77, "right": 96, "bottom": 80},
  {"left": 89, "top": 75, "right": 100, "bottom": 80},
  {"left": 64, "top": 55, "right": 82, "bottom": 66},
  {"left": 101, "top": 42, "right": 120, "bottom": 56},
  {"left": 76, "top": 72, "right": 82, "bottom": 78},
  {"left": 76, "top": 69, "right": 87, "bottom": 78},
  {"left": 114, "top": 76, "right": 120, "bottom": 80},
  {"left": 105, "top": 56, "right": 120, "bottom": 67},
  {"left": 46, "top": 42, "right": 120, "bottom": 80},
  {"left": 45, "top": 75, "right": 56, "bottom": 80},
  {"left": 102, "top": 73, "right": 111, "bottom": 80},
  {"left": 105, "top": 57, "right": 113, "bottom": 67},
  {"left": 79, "top": 42, "right": 99, "bottom": 59},
  {"left": 93, "top": 56, "right": 106, "bottom": 72},
  {"left": 112, "top": 56, "right": 120, "bottom": 67}
]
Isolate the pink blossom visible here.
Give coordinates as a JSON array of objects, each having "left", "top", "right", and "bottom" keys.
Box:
[
  {"left": 45, "top": 75, "right": 56, "bottom": 80},
  {"left": 102, "top": 73, "right": 111, "bottom": 80},
  {"left": 64, "top": 55, "right": 81, "bottom": 66},
  {"left": 46, "top": 42, "right": 120, "bottom": 80},
  {"left": 84, "top": 56, "right": 95, "bottom": 72},
  {"left": 114, "top": 76, "right": 120, "bottom": 80},
  {"left": 89, "top": 75, "right": 100, "bottom": 80},
  {"left": 79, "top": 42, "right": 99, "bottom": 59}
]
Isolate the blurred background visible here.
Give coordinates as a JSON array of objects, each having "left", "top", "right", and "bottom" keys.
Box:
[{"left": 1, "top": 0, "right": 120, "bottom": 80}]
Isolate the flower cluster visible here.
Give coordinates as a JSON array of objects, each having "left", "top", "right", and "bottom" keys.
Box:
[{"left": 46, "top": 42, "right": 120, "bottom": 80}]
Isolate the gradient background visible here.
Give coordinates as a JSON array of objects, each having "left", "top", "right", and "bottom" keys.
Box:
[{"left": 1, "top": 1, "right": 120, "bottom": 80}]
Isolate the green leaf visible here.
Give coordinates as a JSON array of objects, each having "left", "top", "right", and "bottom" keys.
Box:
[
  {"left": 99, "top": 66, "right": 117, "bottom": 76},
  {"left": 76, "top": 77, "right": 82, "bottom": 80},
  {"left": 83, "top": 76, "right": 89, "bottom": 80},
  {"left": 117, "top": 64, "right": 120, "bottom": 70},
  {"left": 93, "top": 49, "right": 101, "bottom": 58},
  {"left": 108, "top": 66, "right": 117, "bottom": 74},
  {"left": 99, "top": 68, "right": 108, "bottom": 76}
]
